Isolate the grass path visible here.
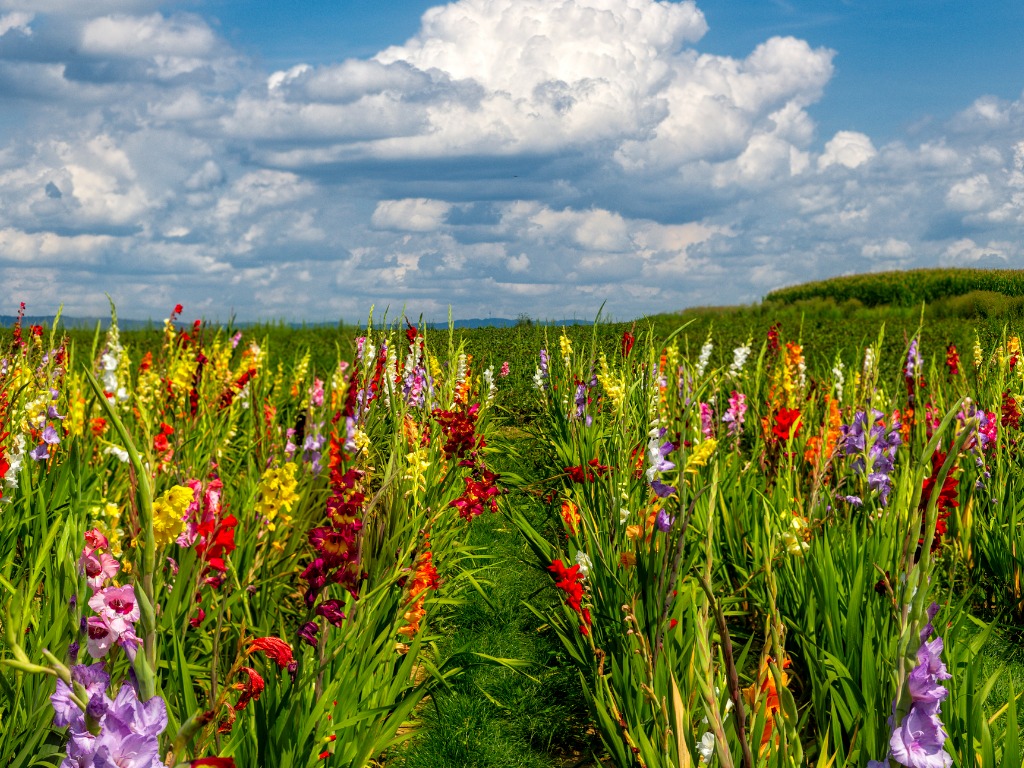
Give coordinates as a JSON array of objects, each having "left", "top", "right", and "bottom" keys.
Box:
[{"left": 392, "top": 429, "right": 599, "bottom": 768}]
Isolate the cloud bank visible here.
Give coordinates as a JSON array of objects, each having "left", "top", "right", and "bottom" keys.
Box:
[{"left": 1, "top": 0, "right": 1023, "bottom": 321}]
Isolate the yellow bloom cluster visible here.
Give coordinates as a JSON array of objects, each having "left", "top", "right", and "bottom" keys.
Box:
[
  {"left": 404, "top": 444, "right": 430, "bottom": 499},
  {"left": 152, "top": 485, "right": 195, "bottom": 547},
  {"left": 597, "top": 353, "right": 626, "bottom": 412},
  {"left": 684, "top": 439, "right": 718, "bottom": 475},
  {"left": 559, "top": 332, "right": 573, "bottom": 364},
  {"left": 290, "top": 352, "right": 311, "bottom": 400},
  {"left": 254, "top": 462, "right": 300, "bottom": 531}
]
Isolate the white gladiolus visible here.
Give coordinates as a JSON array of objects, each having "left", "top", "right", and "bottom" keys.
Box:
[
  {"left": 696, "top": 341, "right": 713, "bottom": 377},
  {"left": 575, "top": 550, "right": 592, "bottom": 577},
  {"left": 728, "top": 343, "right": 751, "bottom": 378}
]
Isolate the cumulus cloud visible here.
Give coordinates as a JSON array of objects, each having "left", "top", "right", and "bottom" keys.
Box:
[
  {"left": 1, "top": 0, "right": 1024, "bottom": 321},
  {"left": 818, "top": 130, "right": 876, "bottom": 170},
  {"left": 0, "top": 11, "right": 31, "bottom": 37},
  {"left": 372, "top": 198, "right": 453, "bottom": 232}
]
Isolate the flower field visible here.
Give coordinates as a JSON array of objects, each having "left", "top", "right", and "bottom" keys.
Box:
[{"left": 2, "top": 302, "right": 1024, "bottom": 767}]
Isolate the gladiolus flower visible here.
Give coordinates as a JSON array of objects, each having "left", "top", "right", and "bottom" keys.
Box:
[
  {"left": 232, "top": 667, "right": 265, "bottom": 711},
  {"left": 88, "top": 585, "right": 140, "bottom": 635},
  {"left": 298, "top": 621, "right": 320, "bottom": 647},
  {"left": 249, "top": 636, "right": 296, "bottom": 668},
  {"left": 315, "top": 599, "right": 347, "bottom": 627}
]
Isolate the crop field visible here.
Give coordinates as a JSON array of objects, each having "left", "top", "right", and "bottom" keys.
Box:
[{"left": 4, "top": 286, "right": 1024, "bottom": 767}]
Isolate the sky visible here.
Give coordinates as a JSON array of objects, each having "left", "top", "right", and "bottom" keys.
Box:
[{"left": 1, "top": 0, "right": 1023, "bottom": 322}]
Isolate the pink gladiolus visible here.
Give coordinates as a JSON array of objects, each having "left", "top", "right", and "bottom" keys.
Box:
[
  {"left": 80, "top": 549, "right": 119, "bottom": 591},
  {"left": 85, "top": 617, "right": 116, "bottom": 658},
  {"left": 88, "top": 585, "right": 140, "bottom": 635}
]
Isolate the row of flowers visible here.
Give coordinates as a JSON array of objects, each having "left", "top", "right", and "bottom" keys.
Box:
[
  {"left": 0, "top": 305, "right": 506, "bottom": 766},
  {"left": 511, "top": 323, "right": 1023, "bottom": 767}
]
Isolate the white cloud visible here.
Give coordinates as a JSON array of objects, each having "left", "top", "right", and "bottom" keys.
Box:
[
  {"left": 818, "top": 131, "right": 876, "bottom": 170},
  {"left": 861, "top": 238, "right": 912, "bottom": 262},
  {"left": 0, "top": 227, "right": 111, "bottom": 264},
  {"left": 945, "top": 173, "right": 994, "bottom": 212},
  {"left": 371, "top": 198, "right": 453, "bottom": 232},
  {"left": 506, "top": 253, "right": 530, "bottom": 272},
  {"left": 80, "top": 13, "right": 216, "bottom": 59},
  {"left": 942, "top": 237, "right": 1012, "bottom": 266}
]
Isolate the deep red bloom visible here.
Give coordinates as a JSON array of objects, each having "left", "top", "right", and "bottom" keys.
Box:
[
  {"left": 232, "top": 666, "right": 265, "bottom": 711},
  {"left": 191, "top": 759, "right": 236, "bottom": 767},
  {"left": 450, "top": 465, "right": 501, "bottom": 521},
  {"left": 621, "top": 331, "right": 635, "bottom": 357},
  {"left": 767, "top": 323, "right": 781, "bottom": 355},
  {"left": 1002, "top": 391, "right": 1021, "bottom": 429},
  {"left": 315, "top": 599, "right": 347, "bottom": 627},
  {"left": 298, "top": 621, "right": 319, "bottom": 647},
  {"left": 432, "top": 404, "right": 481, "bottom": 460},
  {"left": 563, "top": 459, "right": 609, "bottom": 483},
  {"left": 249, "top": 636, "right": 296, "bottom": 667}
]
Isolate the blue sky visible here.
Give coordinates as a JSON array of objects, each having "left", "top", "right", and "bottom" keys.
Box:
[{"left": 1, "top": 0, "right": 1023, "bottom": 321}]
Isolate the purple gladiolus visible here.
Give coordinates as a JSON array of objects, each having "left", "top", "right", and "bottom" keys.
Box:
[
  {"left": 655, "top": 508, "right": 675, "bottom": 532},
  {"left": 905, "top": 339, "right": 922, "bottom": 381},
  {"left": 889, "top": 707, "right": 951, "bottom": 768},
  {"left": 29, "top": 443, "right": 49, "bottom": 461},
  {"left": 651, "top": 479, "right": 677, "bottom": 498},
  {"left": 875, "top": 603, "right": 952, "bottom": 768},
  {"left": 42, "top": 425, "right": 60, "bottom": 445},
  {"left": 51, "top": 664, "right": 111, "bottom": 728},
  {"left": 841, "top": 410, "right": 901, "bottom": 507},
  {"left": 52, "top": 674, "right": 167, "bottom": 768}
]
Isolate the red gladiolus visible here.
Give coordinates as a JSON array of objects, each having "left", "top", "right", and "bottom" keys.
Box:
[
  {"left": 920, "top": 450, "right": 959, "bottom": 552},
  {"left": 767, "top": 323, "right": 781, "bottom": 355},
  {"left": 1002, "top": 391, "right": 1021, "bottom": 429},
  {"left": 432, "top": 403, "right": 481, "bottom": 459},
  {"left": 548, "top": 559, "right": 584, "bottom": 611},
  {"left": 621, "top": 330, "right": 635, "bottom": 357},
  {"left": 772, "top": 408, "right": 802, "bottom": 441},
  {"left": 548, "top": 559, "right": 590, "bottom": 634},
  {"left": 563, "top": 458, "right": 610, "bottom": 483},
  {"left": 945, "top": 343, "right": 960, "bottom": 376},
  {"left": 232, "top": 666, "right": 265, "bottom": 711},
  {"left": 449, "top": 466, "right": 501, "bottom": 521},
  {"left": 191, "top": 759, "right": 235, "bottom": 767},
  {"left": 249, "top": 636, "right": 296, "bottom": 667}
]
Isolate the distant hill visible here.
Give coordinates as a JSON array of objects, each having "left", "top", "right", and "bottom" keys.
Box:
[{"left": 765, "top": 268, "right": 1024, "bottom": 307}]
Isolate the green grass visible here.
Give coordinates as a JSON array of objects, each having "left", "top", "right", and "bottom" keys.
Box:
[{"left": 390, "top": 429, "right": 598, "bottom": 768}]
